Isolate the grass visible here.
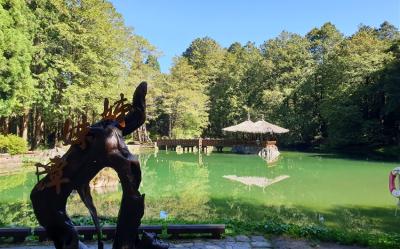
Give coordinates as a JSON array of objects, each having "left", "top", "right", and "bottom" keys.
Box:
[{"left": 1, "top": 197, "right": 400, "bottom": 249}]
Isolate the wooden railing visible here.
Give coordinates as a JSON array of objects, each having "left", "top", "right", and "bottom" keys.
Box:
[
  {"left": 0, "top": 224, "right": 225, "bottom": 242},
  {"left": 156, "top": 138, "right": 269, "bottom": 148}
]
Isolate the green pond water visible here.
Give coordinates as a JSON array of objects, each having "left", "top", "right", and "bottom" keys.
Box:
[{"left": 0, "top": 150, "right": 399, "bottom": 234}]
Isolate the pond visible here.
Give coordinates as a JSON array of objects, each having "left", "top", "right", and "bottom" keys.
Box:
[{"left": 0, "top": 150, "right": 399, "bottom": 235}]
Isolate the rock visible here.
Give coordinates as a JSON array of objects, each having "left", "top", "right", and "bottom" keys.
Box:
[
  {"left": 90, "top": 167, "right": 119, "bottom": 189},
  {"left": 250, "top": 236, "right": 267, "bottom": 242},
  {"left": 205, "top": 245, "right": 222, "bottom": 249},
  {"left": 251, "top": 241, "right": 273, "bottom": 248},
  {"left": 235, "top": 235, "right": 250, "bottom": 242}
]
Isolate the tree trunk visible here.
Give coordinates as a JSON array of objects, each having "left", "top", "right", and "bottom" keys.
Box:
[
  {"left": 28, "top": 109, "right": 34, "bottom": 148},
  {"left": 0, "top": 117, "right": 8, "bottom": 134},
  {"left": 168, "top": 114, "right": 172, "bottom": 138},
  {"left": 136, "top": 129, "right": 141, "bottom": 143},
  {"left": 18, "top": 111, "right": 29, "bottom": 140},
  {"left": 9, "top": 117, "right": 18, "bottom": 135},
  {"left": 31, "top": 107, "right": 44, "bottom": 150},
  {"left": 142, "top": 124, "right": 151, "bottom": 143}
]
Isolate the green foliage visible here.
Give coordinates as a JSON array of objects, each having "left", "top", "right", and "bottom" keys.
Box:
[
  {"left": 0, "top": 202, "right": 37, "bottom": 227},
  {"left": 0, "top": 0, "right": 36, "bottom": 116},
  {"left": 0, "top": 0, "right": 161, "bottom": 147},
  {"left": 29, "top": 0, "right": 153, "bottom": 124},
  {"left": 175, "top": 21, "right": 400, "bottom": 149},
  {"left": 0, "top": 0, "right": 399, "bottom": 151},
  {"left": 145, "top": 55, "right": 161, "bottom": 72},
  {"left": 264, "top": 221, "right": 400, "bottom": 249},
  {"left": 0, "top": 134, "right": 28, "bottom": 154},
  {"left": 320, "top": 29, "right": 393, "bottom": 147},
  {"left": 152, "top": 57, "right": 208, "bottom": 138}
]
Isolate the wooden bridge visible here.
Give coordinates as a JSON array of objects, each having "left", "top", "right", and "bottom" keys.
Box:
[{"left": 155, "top": 138, "right": 271, "bottom": 152}]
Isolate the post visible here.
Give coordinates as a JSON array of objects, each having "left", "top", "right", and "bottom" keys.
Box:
[
  {"left": 168, "top": 114, "right": 172, "bottom": 138},
  {"left": 198, "top": 138, "right": 202, "bottom": 153}
]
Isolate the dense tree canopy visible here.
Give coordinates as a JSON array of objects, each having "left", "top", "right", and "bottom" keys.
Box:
[
  {"left": 175, "top": 21, "right": 399, "bottom": 149},
  {"left": 0, "top": 0, "right": 35, "bottom": 117},
  {"left": 0, "top": 0, "right": 399, "bottom": 150}
]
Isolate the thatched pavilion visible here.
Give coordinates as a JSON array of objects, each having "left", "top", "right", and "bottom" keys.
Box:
[
  {"left": 222, "top": 118, "right": 289, "bottom": 155},
  {"left": 222, "top": 118, "right": 289, "bottom": 136}
]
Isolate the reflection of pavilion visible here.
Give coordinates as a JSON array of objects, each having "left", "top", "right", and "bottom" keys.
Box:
[{"left": 223, "top": 175, "right": 290, "bottom": 189}]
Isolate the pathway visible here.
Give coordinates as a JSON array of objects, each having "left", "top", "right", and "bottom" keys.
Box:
[{"left": 0, "top": 235, "right": 368, "bottom": 249}]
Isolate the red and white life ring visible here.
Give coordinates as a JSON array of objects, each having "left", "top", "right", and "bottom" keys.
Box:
[{"left": 389, "top": 167, "right": 400, "bottom": 198}]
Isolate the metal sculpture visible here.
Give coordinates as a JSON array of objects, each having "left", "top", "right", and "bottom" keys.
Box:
[{"left": 31, "top": 82, "right": 168, "bottom": 249}]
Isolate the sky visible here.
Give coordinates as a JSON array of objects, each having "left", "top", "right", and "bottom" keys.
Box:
[{"left": 110, "top": 0, "right": 400, "bottom": 73}]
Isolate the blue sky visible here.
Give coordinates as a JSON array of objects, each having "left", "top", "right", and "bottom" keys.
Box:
[{"left": 110, "top": 0, "right": 400, "bottom": 73}]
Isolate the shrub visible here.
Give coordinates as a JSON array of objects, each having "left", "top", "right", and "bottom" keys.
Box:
[{"left": 0, "top": 134, "right": 28, "bottom": 155}]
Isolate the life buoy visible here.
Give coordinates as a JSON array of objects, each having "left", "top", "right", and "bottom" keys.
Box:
[{"left": 389, "top": 167, "right": 400, "bottom": 198}]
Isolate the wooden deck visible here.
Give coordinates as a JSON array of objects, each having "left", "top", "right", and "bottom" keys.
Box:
[{"left": 155, "top": 138, "right": 267, "bottom": 152}]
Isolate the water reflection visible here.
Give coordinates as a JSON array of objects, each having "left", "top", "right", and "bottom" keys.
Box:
[
  {"left": 65, "top": 151, "right": 215, "bottom": 221},
  {"left": 222, "top": 175, "right": 290, "bottom": 188},
  {"left": 258, "top": 145, "right": 280, "bottom": 164},
  {"left": 140, "top": 151, "right": 214, "bottom": 221}
]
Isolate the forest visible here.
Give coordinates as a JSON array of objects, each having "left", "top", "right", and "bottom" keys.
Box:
[{"left": 0, "top": 0, "right": 399, "bottom": 151}]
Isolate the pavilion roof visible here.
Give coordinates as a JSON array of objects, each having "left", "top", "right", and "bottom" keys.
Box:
[
  {"left": 222, "top": 119, "right": 289, "bottom": 134},
  {"left": 222, "top": 120, "right": 257, "bottom": 133},
  {"left": 253, "top": 120, "right": 289, "bottom": 134}
]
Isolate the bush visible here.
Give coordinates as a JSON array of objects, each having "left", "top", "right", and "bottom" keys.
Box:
[{"left": 0, "top": 134, "right": 28, "bottom": 155}]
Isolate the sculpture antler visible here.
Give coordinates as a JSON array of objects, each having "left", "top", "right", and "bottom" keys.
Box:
[{"left": 122, "top": 81, "right": 147, "bottom": 136}]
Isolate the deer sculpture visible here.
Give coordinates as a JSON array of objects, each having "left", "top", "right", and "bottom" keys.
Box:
[{"left": 31, "top": 82, "right": 168, "bottom": 249}]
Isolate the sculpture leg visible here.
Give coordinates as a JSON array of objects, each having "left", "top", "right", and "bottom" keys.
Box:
[
  {"left": 113, "top": 193, "right": 145, "bottom": 249},
  {"left": 108, "top": 152, "right": 143, "bottom": 249},
  {"left": 31, "top": 186, "right": 84, "bottom": 249},
  {"left": 77, "top": 183, "right": 103, "bottom": 249}
]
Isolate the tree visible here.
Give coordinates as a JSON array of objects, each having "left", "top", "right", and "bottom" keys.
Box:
[
  {"left": 26, "top": 0, "right": 158, "bottom": 148},
  {"left": 320, "top": 28, "right": 393, "bottom": 147},
  {"left": 145, "top": 55, "right": 161, "bottom": 72},
  {"left": 161, "top": 57, "right": 208, "bottom": 138},
  {"left": 307, "top": 22, "right": 343, "bottom": 63},
  {"left": 380, "top": 40, "right": 400, "bottom": 145},
  {"left": 376, "top": 21, "right": 399, "bottom": 40},
  {"left": 207, "top": 42, "right": 265, "bottom": 137},
  {"left": 260, "top": 32, "right": 315, "bottom": 144},
  {"left": 0, "top": 0, "right": 36, "bottom": 138},
  {"left": 182, "top": 37, "right": 225, "bottom": 84}
]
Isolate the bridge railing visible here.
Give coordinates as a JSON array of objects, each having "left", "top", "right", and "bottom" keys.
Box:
[{"left": 156, "top": 138, "right": 269, "bottom": 148}]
